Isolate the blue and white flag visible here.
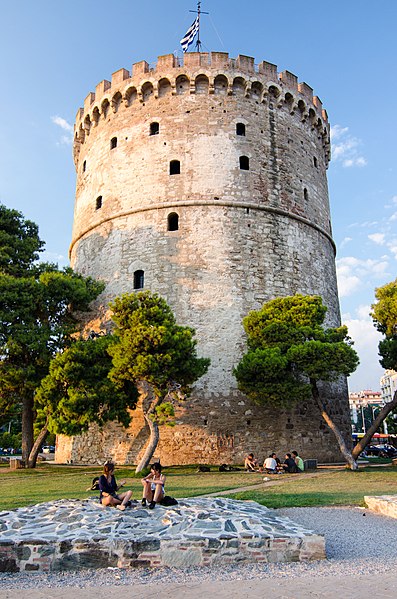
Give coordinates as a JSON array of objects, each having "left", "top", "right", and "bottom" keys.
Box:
[{"left": 180, "top": 16, "right": 199, "bottom": 52}]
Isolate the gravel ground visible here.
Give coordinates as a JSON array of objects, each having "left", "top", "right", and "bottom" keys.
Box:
[{"left": 0, "top": 506, "right": 396, "bottom": 590}]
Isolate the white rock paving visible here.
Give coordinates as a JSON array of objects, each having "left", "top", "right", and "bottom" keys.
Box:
[{"left": 0, "top": 497, "right": 325, "bottom": 571}]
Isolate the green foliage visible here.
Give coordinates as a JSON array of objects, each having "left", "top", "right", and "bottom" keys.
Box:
[
  {"left": 371, "top": 278, "right": 397, "bottom": 370},
  {"left": 0, "top": 267, "right": 105, "bottom": 406},
  {"left": 108, "top": 291, "right": 210, "bottom": 399},
  {"left": 385, "top": 412, "right": 397, "bottom": 434},
  {"left": 0, "top": 204, "right": 44, "bottom": 276},
  {"left": 35, "top": 336, "right": 138, "bottom": 435},
  {"left": 0, "top": 204, "right": 104, "bottom": 461},
  {"left": 154, "top": 401, "right": 176, "bottom": 426},
  {"left": 233, "top": 347, "right": 310, "bottom": 405},
  {"left": 234, "top": 294, "right": 359, "bottom": 407},
  {"left": 0, "top": 431, "right": 22, "bottom": 450}
]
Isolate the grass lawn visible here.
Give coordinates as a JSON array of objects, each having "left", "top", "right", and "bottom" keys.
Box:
[
  {"left": 226, "top": 466, "right": 397, "bottom": 508},
  {"left": 0, "top": 463, "right": 263, "bottom": 511},
  {"left": 0, "top": 461, "right": 396, "bottom": 511}
]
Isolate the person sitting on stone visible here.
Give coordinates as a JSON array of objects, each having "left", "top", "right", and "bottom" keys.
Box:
[
  {"left": 283, "top": 453, "right": 299, "bottom": 473},
  {"left": 141, "top": 462, "right": 166, "bottom": 509},
  {"left": 244, "top": 453, "right": 260, "bottom": 472},
  {"left": 98, "top": 461, "right": 133, "bottom": 511},
  {"left": 292, "top": 450, "right": 305, "bottom": 472},
  {"left": 263, "top": 454, "right": 278, "bottom": 474}
]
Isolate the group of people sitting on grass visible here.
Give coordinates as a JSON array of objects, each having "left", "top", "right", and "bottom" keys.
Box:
[
  {"left": 98, "top": 460, "right": 166, "bottom": 510},
  {"left": 244, "top": 451, "right": 304, "bottom": 474}
]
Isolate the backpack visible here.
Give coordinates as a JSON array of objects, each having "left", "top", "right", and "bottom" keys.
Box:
[
  {"left": 88, "top": 476, "right": 100, "bottom": 491},
  {"left": 160, "top": 495, "right": 178, "bottom": 506}
]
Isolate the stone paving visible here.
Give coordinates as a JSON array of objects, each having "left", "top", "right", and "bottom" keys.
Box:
[
  {"left": 365, "top": 495, "right": 397, "bottom": 519},
  {"left": 0, "top": 497, "right": 325, "bottom": 572}
]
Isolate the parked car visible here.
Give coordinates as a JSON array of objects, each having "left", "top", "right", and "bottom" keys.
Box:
[
  {"left": 365, "top": 444, "right": 397, "bottom": 458},
  {"left": 42, "top": 445, "right": 55, "bottom": 454}
]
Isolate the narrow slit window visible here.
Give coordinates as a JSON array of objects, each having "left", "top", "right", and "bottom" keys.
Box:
[
  {"left": 304, "top": 188, "right": 308, "bottom": 201},
  {"left": 167, "top": 212, "right": 179, "bottom": 231},
  {"left": 239, "top": 156, "right": 249, "bottom": 170},
  {"left": 133, "top": 270, "right": 144, "bottom": 290},
  {"left": 150, "top": 122, "right": 159, "bottom": 135},
  {"left": 313, "top": 156, "right": 318, "bottom": 167},
  {"left": 95, "top": 196, "right": 102, "bottom": 210},
  {"left": 110, "top": 137, "right": 117, "bottom": 149},
  {"left": 170, "top": 160, "right": 180, "bottom": 175},
  {"left": 236, "top": 123, "right": 246, "bottom": 136},
  {"left": 83, "top": 160, "right": 86, "bottom": 172}
]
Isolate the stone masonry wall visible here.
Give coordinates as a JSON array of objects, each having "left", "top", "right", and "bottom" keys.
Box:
[{"left": 57, "top": 52, "right": 349, "bottom": 466}]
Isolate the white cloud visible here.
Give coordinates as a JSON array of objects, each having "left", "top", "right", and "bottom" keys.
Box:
[
  {"left": 51, "top": 116, "right": 73, "bottom": 132},
  {"left": 42, "top": 250, "right": 68, "bottom": 266},
  {"left": 342, "top": 156, "right": 367, "bottom": 168},
  {"left": 336, "top": 256, "right": 389, "bottom": 297},
  {"left": 356, "top": 304, "right": 371, "bottom": 319},
  {"left": 390, "top": 211, "right": 397, "bottom": 222},
  {"left": 330, "top": 124, "right": 367, "bottom": 168},
  {"left": 339, "top": 237, "right": 352, "bottom": 249},
  {"left": 368, "top": 233, "right": 385, "bottom": 245},
  {"left": 51, "top": 115, "right": 73, "bottom": 145},
  {"left": 330, "top": 125, "right": 349, "bottom": 140},
  {"left": 342, "top": 308, "right": 383, "bottom": 391}
]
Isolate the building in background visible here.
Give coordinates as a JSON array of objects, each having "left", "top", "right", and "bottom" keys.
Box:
[
  {"left": 380, "top": 370, "right": 397, "bottom": 404},
  {"left": 349, "top": 389, "right": 384, "bottom": 434}
]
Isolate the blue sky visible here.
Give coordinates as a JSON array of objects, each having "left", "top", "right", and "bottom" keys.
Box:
[{"left": 0, "top": 1, "right": 396, "bottom": 391}]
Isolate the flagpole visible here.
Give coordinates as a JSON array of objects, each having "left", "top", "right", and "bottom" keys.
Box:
[
  {"left": 196, "top": 1, "right": 202, "bottom": 52},
  {"left": 189, "top": 1, "right": 208, "bottom": 53}
]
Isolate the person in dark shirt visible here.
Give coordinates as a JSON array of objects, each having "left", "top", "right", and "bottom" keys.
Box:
[
  {"left": 283, "top": 452, "right": 299, "bottom": 473},
  {"left": 98, "top": 461, "right": 133, "bottom": 511}
]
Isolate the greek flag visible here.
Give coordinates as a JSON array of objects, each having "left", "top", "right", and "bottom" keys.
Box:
[{"left": 180, "top": 16, "right": 199, "bottom": 52}]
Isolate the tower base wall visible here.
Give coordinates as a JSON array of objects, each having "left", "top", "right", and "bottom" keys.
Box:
[{"left": 55, "top": 380, "right": 351, "bottom": 466}]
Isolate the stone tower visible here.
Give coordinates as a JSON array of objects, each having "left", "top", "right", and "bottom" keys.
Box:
[{"left": 57, "top": 52, "right": 350, "bottom": 465}]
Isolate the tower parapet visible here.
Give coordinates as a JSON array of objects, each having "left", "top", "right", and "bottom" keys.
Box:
[{"left": 73, "top": 53, "right": 330, "bottom": 170}]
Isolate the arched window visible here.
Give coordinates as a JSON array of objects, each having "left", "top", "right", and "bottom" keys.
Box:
[
  {"left": 133, "top": 270, "right": 144, "bottom": 290},
  {"left": 83, "top": 160, "right": 86, "bottom": 172},
  {"left": 236, "top": 123, "right": 246, "bottom": 136},
  {"left": 304, "top": 188, "right": 309, "bottom": 201},
  {"left": 110, "top": 137, "right": 117, "bottom": 149},
  {"left": 170, "top": 160, "right": 180, "bottom": 175},
  {"left": 239, "top": 156, "right": 249, "bottom": 170},
  {"left": 167, "top": 212, "right": 179, "bottom": 231},
  {"left": 95, "top": 196, "right": 102, "bottom": 210},
  {"left": 150, "top": 122, "right": 159, "bottom": 136}
]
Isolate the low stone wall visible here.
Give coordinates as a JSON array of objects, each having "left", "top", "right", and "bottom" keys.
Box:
[
  {"left": 364, "top": 495, "right": 397, "bottom": 519},
  {"left": 0, "top": 498, "right": 325, "bottom": 572}
]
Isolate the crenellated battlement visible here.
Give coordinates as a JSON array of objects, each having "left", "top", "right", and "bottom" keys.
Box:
[{"left": 73, "top": 52, "right": 331, "bottom": 166}]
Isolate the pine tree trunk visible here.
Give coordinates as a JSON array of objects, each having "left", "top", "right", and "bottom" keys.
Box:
[
  {"left": 28, "top": 425, "right": 49, "bottom": 469},
  {"left": 135, "top": 382, "right": 162, "bottom": 473},
  {"left": 135, "top": 415, "right": 160, "bottom": 473},
  {"left": 310, "top": 379, "right": 358, "bottom": 470},
  {"left": 21, "top": 392, "right": 34, "bottom": 467}
]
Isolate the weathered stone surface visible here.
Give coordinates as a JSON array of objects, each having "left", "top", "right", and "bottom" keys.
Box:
[
  {"left": 365, "top": 495, "right": 397, "bottom": 519},
  {"left": 0, "top": 498, "right": 325, "bottom": 571},
  {"left": 58, "top": 51, "right": 349, "bottom": 467}
]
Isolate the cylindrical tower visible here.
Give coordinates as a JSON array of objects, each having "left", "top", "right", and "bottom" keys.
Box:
[{"left": 58, "top": 52, "right": 350, "bottom": 465}]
